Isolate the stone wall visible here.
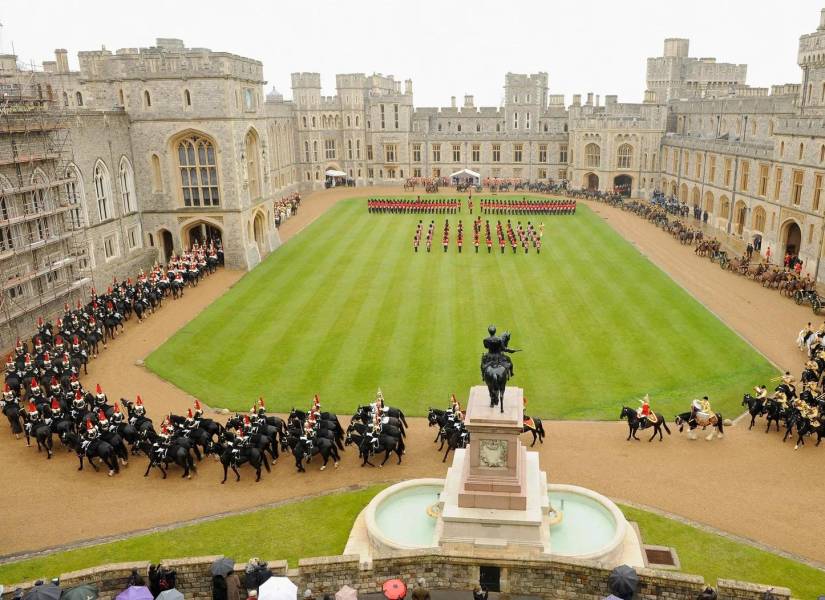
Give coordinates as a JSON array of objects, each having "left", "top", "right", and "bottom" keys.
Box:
[{"left": 1, "top": 550, "right": 791, "bottom": 600}]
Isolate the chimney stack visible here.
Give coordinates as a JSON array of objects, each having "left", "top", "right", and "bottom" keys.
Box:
[
  {"left": 55, "top": 49, "right": 69, "bottom": 73},
  {"left": 572, "top": 94, "right": 581, "bottom": 107},
  {"left": 586, "top": 92, "right": 594, "bottom": 106},
  {"left": 464, "top": 94, "right": 474, "bottom": 108},
  {"left": 450, "top": 96, "right": 456, "bottom": 108},
  {"left": 405, "top": 79, "right": 412, "bottom": 94},
  {"left": 819, "top": 8, "right": 825, "bottom": 31},
  {"left": 595, "top": 94, "right": 600, "bottom": 107}
]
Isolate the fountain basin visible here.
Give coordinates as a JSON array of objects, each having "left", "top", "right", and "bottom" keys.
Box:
[{"left": 356, "top": 479, "right": 639, "bottom": 567}]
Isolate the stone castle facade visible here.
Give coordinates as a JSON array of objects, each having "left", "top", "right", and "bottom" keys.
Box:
[{"left": 3, "top": 10, "right": 825, "bottom": 344}]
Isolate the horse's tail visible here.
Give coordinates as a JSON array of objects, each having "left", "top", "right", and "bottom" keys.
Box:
[
  {"left": 661, "top": 417, "right": 671, "bottom": 435},
  {"left": 399, "top": 410, "right": 408, "bottom": 428},
  {"left": 262, "top": 452, "right": 271, "bottom": 473},
  {"left": 537, "top": 419, "right": 545, "bottom": 439}
]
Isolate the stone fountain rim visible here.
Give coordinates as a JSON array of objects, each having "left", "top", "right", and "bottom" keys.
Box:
[{"left": 364, "top": 478, "right": 445, "bottom": 552}]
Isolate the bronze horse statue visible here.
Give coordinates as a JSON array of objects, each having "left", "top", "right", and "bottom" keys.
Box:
[{"left": 480, "top": 326, "right": 520, "bottom": 413}]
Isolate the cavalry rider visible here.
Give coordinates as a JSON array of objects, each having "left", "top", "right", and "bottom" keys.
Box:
[
  {"left": 25, "top": 401, "right": 41, "bottom": 430},
  {"left": 193, "top": 398, "right": 204, "bottom": 419},
  {"left": 82, "top": 419, "right": 99, "bottom": 454},
  {"left": 94, "top": 383, "right": 108, "bottom": 409},
  {"left": 637, "top": 394, "right": 651, "bottom": 423},
  {"left": 111, "top": 402, "right": 124, "bottom": 427},
  {"left": 753, "top": 384, "right": 768, "bottom": 402},
  {"left": 97, "top": 409, "right": 111, "bottom": 433},
  {"left": 49, "top": 398, "right": 63, "bottom": 423},
  {"left": 183, "top": 408, "right": 198, "bottom": 433}
]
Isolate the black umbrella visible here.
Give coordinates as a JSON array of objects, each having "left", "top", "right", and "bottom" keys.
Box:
[
  {"left": 24, "top": 584, "right": 62, "bottom": 600},
  {"left": 607, "top": 565, "right": 639, "bottom": 600},
  {"left": 61, "top": 584, "right": 98, "bottom": 600},
  {"left": 211, "top": 557, "right": 235, "bottom": 578}
]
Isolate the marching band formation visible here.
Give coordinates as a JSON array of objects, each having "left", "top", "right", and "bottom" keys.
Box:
[{"left": 412, "top": 219, "right": 544, "bottom": 255}]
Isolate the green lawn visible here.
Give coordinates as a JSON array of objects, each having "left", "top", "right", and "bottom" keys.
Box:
[
  {"left": 0, "top": 486, "right": 383, "bottom": 585},
  {"left": 621, "top": 504, "right": 825, "bottom": 599},
  {"left": 3, "top": 486, "right": 822, "bottom": 599},
  {"left": 146, "top": 196, "right": 775, "bottom": 419}
]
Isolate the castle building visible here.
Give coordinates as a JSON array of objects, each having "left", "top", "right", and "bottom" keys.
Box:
[{"left": 3, "top": 9, "right": 825, "bottom": 346}]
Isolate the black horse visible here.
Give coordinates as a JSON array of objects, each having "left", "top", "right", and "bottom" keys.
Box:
[
  {"left": 482, "top": 363, "right": 509, "bottom": 413},
  {"left": 358, "top": 433, "right": 404, "bottom": 467},
  {"left": 620, "top": 407, "right": 671, "bottom": 442},
  {"left": 141, "top": 438, "right": 198, "bottom": 479},
  {"left": 215, "top": 436, "right": 270, "bottom": 483},
  {"left": 439, "top": 426, "right": 468, "bottom": 462},
  {"left": 25, "top": 418, "right": 54, "bottom": 458},
  {"left": 741, "top": 394, "right": 766, "bottom": 430},
  {"left": 292, "top": 437, "right": 340, "bottom": 472},
  {"left": 2, "top": 399, "right": 24, "bottom": 437},
  {"left": 62, "top": 432, "right": 120, "bottom": 476},
  {"left": 522, "top": 415, "right": 546, "bottom": 446}
]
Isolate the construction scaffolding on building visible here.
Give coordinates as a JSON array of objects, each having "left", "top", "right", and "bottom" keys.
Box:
[{"left": 0, "top": 60, "right": 92, "bottom": 351}]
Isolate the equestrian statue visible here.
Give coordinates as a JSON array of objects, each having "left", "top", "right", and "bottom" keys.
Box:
[{"left": 480, "top": 325, "right": 520, "bottom": 412}]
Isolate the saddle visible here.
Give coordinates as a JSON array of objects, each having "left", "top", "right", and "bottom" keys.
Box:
[
  {"left": 644, "top": 412, "right": 659, "bottom": 425},
  {"left": 523, "top": 416, "right": 536, "bottom": 430},
  {"left": 693, "top": 411, "right": 717, "bottom": 427}
]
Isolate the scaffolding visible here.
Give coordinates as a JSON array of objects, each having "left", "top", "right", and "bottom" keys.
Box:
[{"left": 0, "top": 63, "right": 92, "bottom": 350}]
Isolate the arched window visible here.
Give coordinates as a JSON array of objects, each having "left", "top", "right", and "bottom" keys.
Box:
[
  {"left": 585, "top": 143, "right": 601, "bottom": 168},
  {"left": 184, "top": 89, "right": 191, "bottom": 107},
  {"left": 347, "top": 115, "right": 351, "bottom": 127},
  {"left": 799, "top": 143, "right": 805, "bottom": 160},
  {"left": 151, "top": 154, "right": 162, "bottom": 192},
  {"left": 752, "top": 206, "right": 767, "bottom": 232},
  {"left": 355, "top": 115, "right": 360, "bottom": 127},
  {"left": 313, "top": 140, "right": 318, "bottom": 161},
  {"left": 704, "top": 191, "right": 714, "bottom": 214},
  {"left": 64, "top": 164, "right": 86, "bottom": 228},
  {"left": 144, "top": 90, "right": 151, "bottom": 107},
  {"left": 93, "top": 161, "right": 113, "bottom": 221},
  {"left": 75, "top": 91, "right": 83, "bottom": 106},
  {"left": 176, "top": 133, "right": 219, "bottom": 207},
  {"left": 311, "top": 116, "right": 316, "bottom": 128},
  {"left": 617, "top": 144, "right": 633, "bottom": 169},
  {"left": 304, "top": 141, "right": 310, "bottom": 162},
  {"left": 302, "top": 116, "right": 307, "bottom": 128},
  {"left": 118, "top": 89, "right": 125, "bottom": 106},
  {"left": 62, "top": 92, "right": 69, "bottom": 107},
  {"left": 719, "top": 195, "right": 730, "bottom": 220},
  {"left": 245, "top": 129, "right": 262, "bottom": 200},
  {"left": 119, "top": 157, "right": 136, "bottom": 213}
]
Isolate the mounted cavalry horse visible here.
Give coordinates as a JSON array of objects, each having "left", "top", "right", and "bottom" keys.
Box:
[
  {"left": 620, "top": 406, "right": 671, "bottom": 441},
  {"left": 675, "top": 399, "right": 724, "bottom": 440}
]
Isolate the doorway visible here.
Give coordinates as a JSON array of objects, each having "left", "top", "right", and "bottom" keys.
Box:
[{"left": 613, "top": 174, "right": 632, "bottom": 197}]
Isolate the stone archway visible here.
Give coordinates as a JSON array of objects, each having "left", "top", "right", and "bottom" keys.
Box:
[
  {"left": 253, "top": 211, "right": 266, "bottom": 257},
  {"left": 182, "top": 220, "right": 223, "bottom": 250},
  {"left": 781, "top": 220, "right": 802, "bottom": 256},
  {"left": 613, "top": 174, "right": 632, "bottom": 197},
  {"left": 584, "top": 172, "right": 599, "bottom": 191},
  {"left": 158, "top": 229, "right": 174, "bottom": 263}
]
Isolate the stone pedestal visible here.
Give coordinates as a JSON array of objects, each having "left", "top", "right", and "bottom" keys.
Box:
[{"left": 437, "top": 386, "right": 551, "bottom": 554}]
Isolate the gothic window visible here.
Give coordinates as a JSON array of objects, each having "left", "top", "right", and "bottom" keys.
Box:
[
  {"left": 151, "top": 154, "right": 163, "bottom": 192},
  {"left": 75, "top": 91, "right": 83, "bottom": 106},
  {"left": 585, "top": 143, "right": 601, "bottom": 168},
  {"left": 64, "top": 165, "right": 86, "bottom": 228},
  {"left": 144, "top": 90, "right": 151, "bottom": 107},
  {"left": 184, "top": 89, "right": 192, "bottom": 107},
  {"left": 119, "top": 157, "right": 137, "bottom": 213},
  {"left": 176, "top": 133, "right": 220, "bottom": 207},
  {"left": 94, "top": 161, "right": 113, "bottom": 221},
  {"left": 617, "top": 144, "right": 633, "bottom": 169},
  {"left": 245, "top": 130, "right": 262, "bottom": 200}
]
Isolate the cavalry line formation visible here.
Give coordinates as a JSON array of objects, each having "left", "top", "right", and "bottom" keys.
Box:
[{"left": 0, "top": 192, "right": 822, "bottom": 568}]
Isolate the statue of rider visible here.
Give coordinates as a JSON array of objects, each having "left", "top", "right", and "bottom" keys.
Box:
[{"left": 481, "top": 325, "right": 516, "bottom": 378}]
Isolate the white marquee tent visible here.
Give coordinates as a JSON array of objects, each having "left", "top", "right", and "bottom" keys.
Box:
[{"left": 449, "top": 168, "right": 480, "bottom": 184}]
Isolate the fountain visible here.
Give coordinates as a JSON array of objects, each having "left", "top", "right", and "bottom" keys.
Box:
[
  {"left": 346, "top": 326, "right": 642, "bottom": 566},
  {"left": 346, "top": 386, "right": 643, "bottom": 566}
]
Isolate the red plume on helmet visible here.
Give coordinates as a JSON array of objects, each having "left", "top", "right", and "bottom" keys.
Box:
[
  {"left": 43, "top": 351, "right": 50, "bottom": 362},
  {"left": 114, "top": 403, "right": 121, "bottom": 414},
  {"left": 136, "top": 395, "right": 143, "bottom": 406},
  {"left": 75, "top": 390, "right": 83, "bottom": 400},
  {"left": 50, "top": 375, "right": 58, "bottom": 386},
  {"left": 28, "top": 401, "right": 38, "bottom": 414},
  {"left": 187, "top": 408, "right": 193, "bottom": 418},
  {"left": 86, "top": 419, "right": 95, "bottom": 431},
  {"left": 64, "top": 302, "right": 70, "bottom": 312},
  {"left": 76, "top": 300, "right": 82, "bottom": 310},
  {"left": 51, "top": 398, "right": 60, "bottom": 410},
  {"left": 73, "top": 335, "right": 79, "bottom": 345},
  {"left": 3, "top": 383, "right": 10, "bottom": 392},
  {"left": 98, "top": 409, "right": 107, "bottom": 422},
  {"left": 244, "top": 415, "right": 251, "bottom": 426},
  {"left": 96, "top": 383, "right": 103, "bottom": 395},
  {"left": 194, "top": 399, "right": 201, "bottom": 410},
  {"left": 30, "top": 377, "right": 39, "bottom": 389},
  {"left": 37, "top": 316, "right": 43, "bottom": 327},
  {"left": 259, "top": 397, "right": 265, "bottom": 408},
  {"left": 70, "top": 373, "right": 78, "bottom": 382}
]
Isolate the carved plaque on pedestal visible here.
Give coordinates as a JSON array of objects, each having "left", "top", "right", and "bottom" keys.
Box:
[{"left": 479, "top": 439, "right": 508, "bottom": 468}]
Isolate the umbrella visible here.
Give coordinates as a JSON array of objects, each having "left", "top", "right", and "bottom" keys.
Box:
[
  {"left": 156, "top": 590, "right": 184, "bottom": 600},
  {"left": 382, "top": 580, "right": 406, "bottom": 600},
  {"left": 60, "top": 584, "right": 98, "bottom": 600},
  {"left": 24, "top": 585, "right": 62, "bottom": 600},
  {"left": 211, "top": 557, "right": 235, "bottom": 578},
  {"left": 258, "top": 577, "right": 298, "bottom": 600},
  {"left": 607, "top": 565, "right": 639, "bottom": 599},
  {"left": 115, "top": 587, "right": 153, "bottom": 600},
  {"left": 335, "top": 586, "right": 357, "bottom": 600}
]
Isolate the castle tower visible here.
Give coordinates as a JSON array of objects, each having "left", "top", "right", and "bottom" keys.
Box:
[{"left": 798, "top": 9, "right": 825, "bottom": 112}]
